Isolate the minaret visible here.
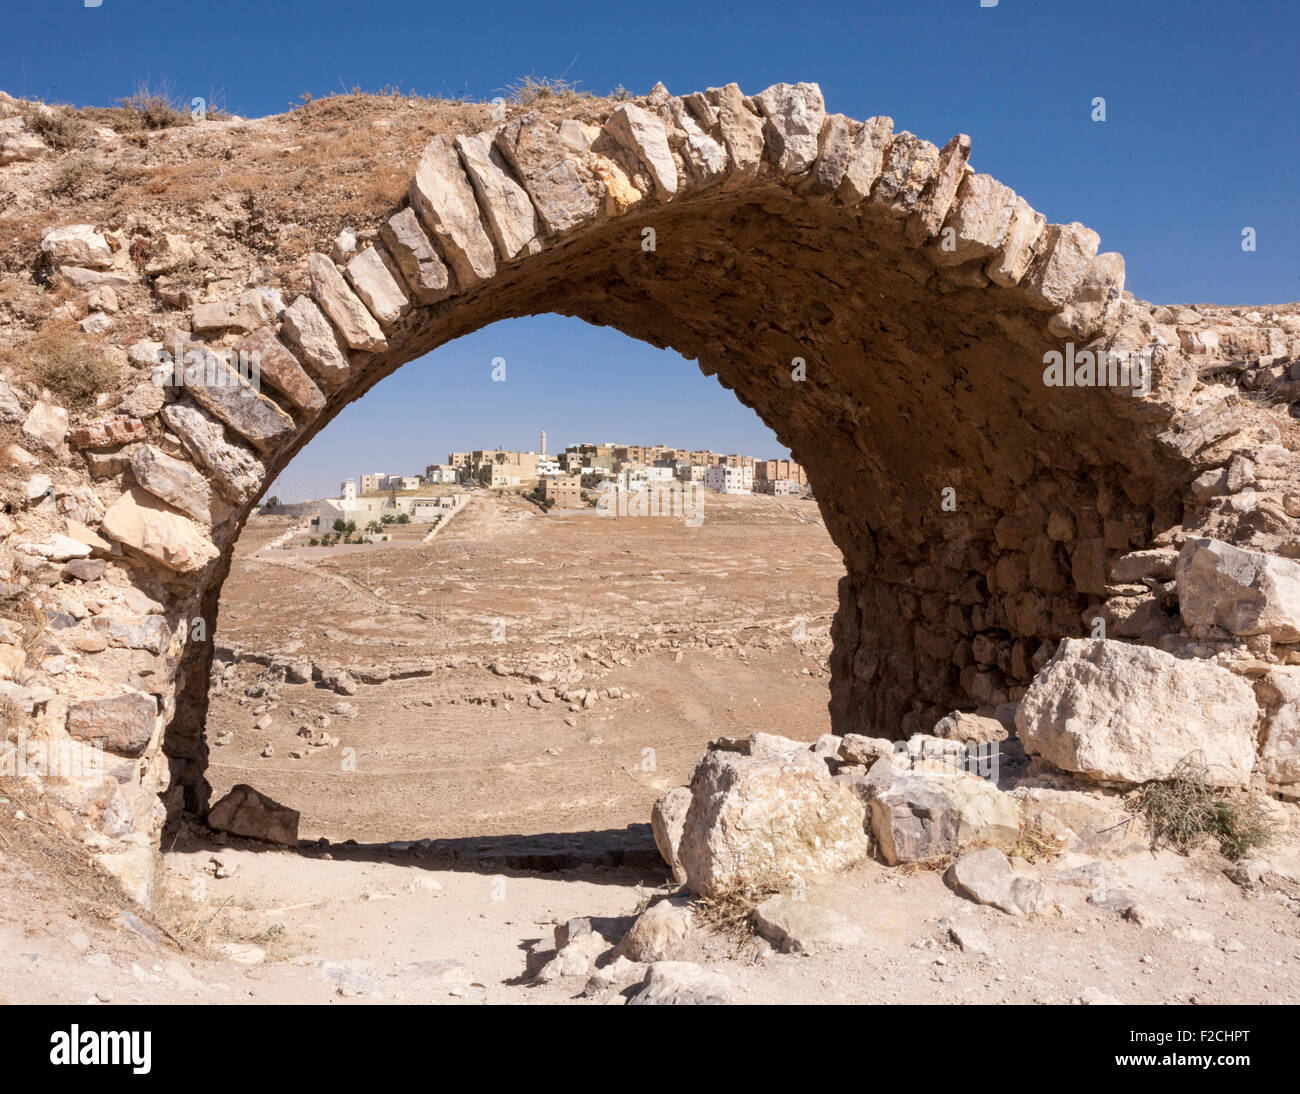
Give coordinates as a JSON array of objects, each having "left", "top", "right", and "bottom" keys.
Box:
[{"left": 540, "top": 428, "right": 547, "bottom": 456}]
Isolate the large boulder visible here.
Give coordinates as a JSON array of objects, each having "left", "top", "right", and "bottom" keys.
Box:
[
  {"left": 1016, "top": 638, "right": 1258, "bottom": 786},
  {"left": 207, "top": 784, "right": 299, "bottom": 846},
  {"left": 850, "top": 748, "right": 1020, "bottom": 865},
  {"left": 677, "top": 745, "right": 870, "bottom": 898},
  {"left": 1176, "top": 537, "right": 1300, "bottom": 643}
]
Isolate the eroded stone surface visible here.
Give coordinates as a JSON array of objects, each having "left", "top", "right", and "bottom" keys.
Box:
[
  {"left": 677, "top": 747, "right": 870, "bottom": 897},
  {"left": 1016, "top": 638, "right": 1258, "bottom": 786}
]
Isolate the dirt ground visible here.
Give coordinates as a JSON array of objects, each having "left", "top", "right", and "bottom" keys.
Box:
[
  {"left": 3, "top": 489, "right": 1299, "bottom": 1006},
  {"left": 205, "top": 491, "right": 842, "bottom": 844}
]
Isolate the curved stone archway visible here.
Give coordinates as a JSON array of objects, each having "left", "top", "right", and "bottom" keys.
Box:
[{"left": 3, "top": 81, "right": 1299, "bottom": 901}]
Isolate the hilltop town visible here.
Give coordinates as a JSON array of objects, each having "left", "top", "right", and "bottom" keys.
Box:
[{"left": 272, "top": 431, "right": 809, "bottom": 538}]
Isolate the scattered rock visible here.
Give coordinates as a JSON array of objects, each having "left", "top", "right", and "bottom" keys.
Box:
[
  {"left": 945, "top": 847, "right": 1047, "bottom": 917},
  {"left": 207, "top": 784, "right": 299, "bottom": 846},
  {"left": 213, "top": 943, "right": 265, "bottom": 966},
  {"left": 753, "top": 894, "right": 865, "bottom": 954},
  {"left": 627, "top": 960, "right": 731, "bottom": 1005},
  {"left": 946, "top": 922, "right": 991, "bottom": 955},
  {"left": 616, "top": 897, "right": 692, "bottom": 962},
  {"left": 22, "top": 398, "right": 68, "bottom": 452},
  {"left": 650, "top": 785, "right": 691, "bottom": 885},
  {"left": 931, "top": 710, "right": 1008, "bottom": 743},
  {"left": 1079, "top": 986, "right": 1123, "bottom": 1006},
  {"left": 535, "top": 928, "right": 606, "bottom": 982}
]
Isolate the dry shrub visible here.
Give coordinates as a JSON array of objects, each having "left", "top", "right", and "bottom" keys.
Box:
[
  {"left": 114, "top": 78, "right": 189, "bottom": 131},
  {"left": 4, "top": 319, "right": 122, "bottom": 409},
  {"left": 1128, "top": 757, "right": 1276, "bottom": 861},
  {"left": 51, "top": 155, "right": 94, "bottom": 197},
  {"left": 1011, "top": 819, "right": 1068, "bottom": 865},
  {"left": 21, "top": 105, "right": 89, "bottom": 151},
  {"left": 504, "top": 74, "right": 588, "bottom": 106},
  {"left": 691, "top": 880, "right": 777, "bottom": 940}
]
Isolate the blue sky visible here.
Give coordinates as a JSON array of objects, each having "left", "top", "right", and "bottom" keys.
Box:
[{"left": 5, "top": 1, "right": 1296, "bottom": 498}]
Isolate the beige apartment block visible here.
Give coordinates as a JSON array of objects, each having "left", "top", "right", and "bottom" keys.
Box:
[{"left": 543, "top": 474, "right": 584, "bottom": 508}]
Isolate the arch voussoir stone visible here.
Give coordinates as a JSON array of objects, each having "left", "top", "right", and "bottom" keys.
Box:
[{"left": 2, "top": 79, "right": 1298, "bottom": 904}]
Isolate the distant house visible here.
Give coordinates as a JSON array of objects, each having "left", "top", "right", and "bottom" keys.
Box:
[
  {"left": 755, "top": 478, "right": 801, "bottom": 496},
  {"left": 424, "top": 464, "right": 459, "bottom": 484},
  {"left": 706, "top": 465, "right": 752, "bottom": 494},
  {"left": 543, "top": 474, "right": 584, "bottom": 508}
]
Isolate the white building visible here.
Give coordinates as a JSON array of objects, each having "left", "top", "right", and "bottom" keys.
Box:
[
  {"left": 706, "top": 465, "right": 752, "bottom": 494},
  {"left": 381, "top": 475, "right": 421, "bottom": 491},
  {"left": 316, "top": 486, "right": 467, "bottom": 530},
  {"left": 423, "top": 464, "right": 459, "bottom": 484},
  {"left": 537, "top": 457, "right": 561, "bottom": 477}
]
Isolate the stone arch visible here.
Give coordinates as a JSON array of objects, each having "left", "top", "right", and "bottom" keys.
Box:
[{"left": 4, "top": 81, "right": 1299, "bottom": 901}]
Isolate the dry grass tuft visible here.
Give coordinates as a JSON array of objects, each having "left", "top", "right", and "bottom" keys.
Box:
[
  {"left": 504, "top": 74, "right": 589, "bottom": 106},
  {"left": 21, "top": 105, "right": 90, "bottom": 150},
  {"left": 1128, "top": 757, "right": 1276, "bottom": 861},
  {"left": 114, "top": 77, "right": 190, "bottom": 131},
  {"left": 691, "top": 881, "right": 774, "bottom": 940},
  {"left": 1011, "top": 820, "right": 1068, "bottom": 865},
  {"left": 50, "top": 154, "right": 95, "bottom": 197},
  {"left": 3, "top": 320, "right": 123, "bottom": 409}
]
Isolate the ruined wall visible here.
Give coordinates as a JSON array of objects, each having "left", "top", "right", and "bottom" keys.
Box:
[{"left": 1, "top": 81, "right": 1298, "bottom": 902}]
